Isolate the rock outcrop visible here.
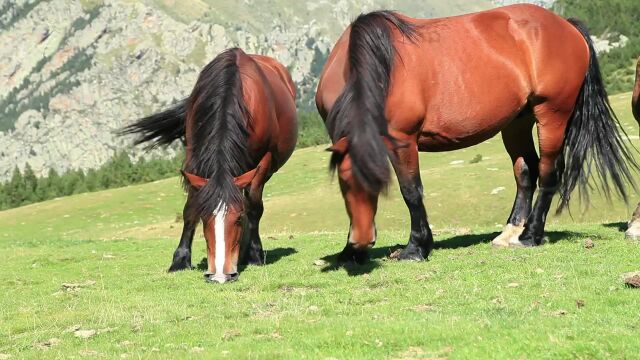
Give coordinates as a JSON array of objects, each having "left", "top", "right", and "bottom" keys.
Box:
[{"left": 0, "top": 0, "right": 492, "bottom": 179}]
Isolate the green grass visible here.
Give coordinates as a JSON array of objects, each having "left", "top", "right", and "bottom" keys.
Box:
[{"left": 1, "top": 93, "right": 640, "bottom": 359}]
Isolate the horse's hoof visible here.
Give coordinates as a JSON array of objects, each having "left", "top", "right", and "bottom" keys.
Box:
[
  {"left": 509, "top": 239, "right": 536, "bottom": 248},
  {"left": 168, "top": 259, "right": 192, "bottom": 272},
  {"left": 241, "top": 252, "right": 266, "bottom": 266},
  {"left": 626, "top": 232, "right": 640, "bottom": 240},
  {"left": 168, "top": 249, "right": 192, "bottom": 272},
  {"left": 337, "top": 247, "right": 369, "bottom": 265},
  {"left": 625, "top": 224, "right": 640, "bottom": 240},
  {"left": 397, "top": 248, "right": 425, "bottom": 261},
  {"left": 509, "top": 236, "right": 541, "bottom": 248},
  {"left": 248, "top": 250, "right": 266, "bottom": 266},
  {"left": 168, "top": 263, "right": 192, "bottom": 272},
  {"left": 491, "top": 239, "right": 510, "bottom": 247},
  {"left": 492, "top": 224, "right": 524, "bottom": 248}
]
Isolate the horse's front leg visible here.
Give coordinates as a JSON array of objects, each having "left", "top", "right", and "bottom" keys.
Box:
[
  {"left": 392, "top": 140, "right": 433, "bottom": 261},
  {"left": 168, "top": 191, "right": 197, "bottom": 272},
  {"left": 240, "top": 181, "right": 267, "bottom": 266}
]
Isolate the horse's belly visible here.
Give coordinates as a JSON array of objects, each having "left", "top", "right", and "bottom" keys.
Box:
[
  {"left": 417, "top": 111, "right": 517, "bottom": 152},
  {"left": 418, "top": 127, "right": 501, "bottom": 152},
  {"left": 417, "top": 88, "right": 528, "bottom": 152}
]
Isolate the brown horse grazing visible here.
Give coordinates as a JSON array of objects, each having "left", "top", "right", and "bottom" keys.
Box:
[
  {"left": 316, "top": 4, "right": 637, "bottom": 263},
  {"left": 121, "top": 48, "right": 297, "bottom": 283},
  {"left": 625, "top": 57, "right": 640, "bottom": 239}
]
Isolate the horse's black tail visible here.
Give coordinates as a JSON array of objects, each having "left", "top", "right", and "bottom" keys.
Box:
[
  {"left": 558, "top": 19, "right": 638, "bottom": 210},
  {"left": 327, "top": 11, "right": 419, "bottom": 193},
  {"left": 118, "top": 99, "right": 186, "bottom": 148}
]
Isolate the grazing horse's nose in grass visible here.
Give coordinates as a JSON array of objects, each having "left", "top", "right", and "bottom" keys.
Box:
[
  {"left": 204, "top": 272, "right": 239, "bottom": 284},
  {"left": 348, "top": 225, "right": 377, "bottom": 250}
]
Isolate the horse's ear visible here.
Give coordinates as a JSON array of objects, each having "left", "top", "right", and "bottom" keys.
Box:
[
  {"left": 182, "top": 170, "right": 208, "bottom": 189},
  {"left": 326, "top": 137, "right": 349, "bottom": 154},
  {"left": 234, "top": 167, "right": 259, "bottom": 189}
]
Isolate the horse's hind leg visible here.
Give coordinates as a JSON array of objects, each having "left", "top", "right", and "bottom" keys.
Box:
[
  {"left": 240, "top": 182, "right": 266, "bottom": 266},
  {"left": 168, "top": 191, "right": 198, "bottom": 272},
  {"left": 625, "top": 203, "right": 640, "bottom": 239},
  {"left": 514, "top": 104, "right": 572, "bottom": 247},
  {"left": 392, "top": 139, "right": 434, "bottom": 261},
  {"left": 492, "top": 112, "right": 539, "bottom": 247}
]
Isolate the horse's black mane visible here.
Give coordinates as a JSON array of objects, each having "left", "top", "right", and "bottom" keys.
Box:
[
  {"left": 184, "top": 48, "right": 252, "bottom": 220},
  {"left": 326, "top": 11, "right": 420, "bottom": 193}
]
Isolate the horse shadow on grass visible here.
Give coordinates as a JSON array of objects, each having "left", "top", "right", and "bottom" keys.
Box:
[
  {"left": 317, "top": 244, "right": 416, "bottom": 276},
  {"left": 317, "top": 229, "right": 593, "bottom": 276},
  {"left": 196, "top": 247, "right": 297, "bottom": 272},
  {"left": 603, "top": 222, "right": 626, "bottom": 233},
  {"left": 434, "top": 229, "right": 590, "bottom": 249}
]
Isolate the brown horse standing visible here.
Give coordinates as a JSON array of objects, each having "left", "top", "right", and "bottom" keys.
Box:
[
  {"left": 122, "top": 48, "right": 297, "bottom": 282},
  {"left": 316, "top": 4, "right": 636, "bottom": 263},
  {"left": 625, "top": 57, "right": 640, "bottom": 238}
]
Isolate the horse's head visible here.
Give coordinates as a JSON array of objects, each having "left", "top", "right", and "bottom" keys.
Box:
[
  {"left": 183, "top": 168, "right": 260, "bottom": 284},
  {"left": 328, "top": 137, "right": 381, "bottom": 253}
]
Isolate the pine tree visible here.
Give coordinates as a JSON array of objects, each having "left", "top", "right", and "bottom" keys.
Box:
[
  {"left": 85, "top": 168, "right": 100, "bottom": 192},
  {"left": 72, "top": 169, "right": 88, "bottom": 194},
  {"left": 46, "top": 168, "right": 62, "bottom": 199},
  {"left": 6, "top": 166, "right": 25, "bottom": 207},
  {"left": 35, "top": 176, "right": 49, "bottom": 202},
  {"left": 61, "top": 170, "right": 82, "bottom": 196},
  {"left": 0, "top": 183, "right": 7, "bottom": 210},
  {"left": 22, "top": 163, "right": 38, "bottom": 204}
]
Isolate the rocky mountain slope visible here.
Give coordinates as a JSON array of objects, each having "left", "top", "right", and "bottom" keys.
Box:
[{"left": 0, "top": 0, "right": 494, "bottom": 180}]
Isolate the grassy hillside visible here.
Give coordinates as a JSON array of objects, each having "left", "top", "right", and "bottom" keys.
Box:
[{"left": 1, "top": 92, "right": 639, "bottom": 359}]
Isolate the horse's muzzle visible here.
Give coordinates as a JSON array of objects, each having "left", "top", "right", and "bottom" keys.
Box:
[
  {"left": 204, "top": 272, "right": 239, "bottom": 284},
  {"left": 348, "top": 225, "right": 377, "bottom": 250}
]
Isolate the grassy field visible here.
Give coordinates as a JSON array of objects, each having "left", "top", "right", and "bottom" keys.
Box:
[{"left": 1, "top": 93, "right": 640, "bottom": 359}]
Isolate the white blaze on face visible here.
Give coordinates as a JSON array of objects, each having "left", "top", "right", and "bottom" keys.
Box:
[{"left": 212, "top": 202, "right": 227, "bottom": 283}]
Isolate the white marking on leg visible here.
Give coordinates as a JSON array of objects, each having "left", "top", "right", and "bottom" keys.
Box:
[
  {"left": 492, "top": 224, "right": 515, "bottom": 247},
  {"left": 213, "top": 202, "right": 227, "bottom": 284}
]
